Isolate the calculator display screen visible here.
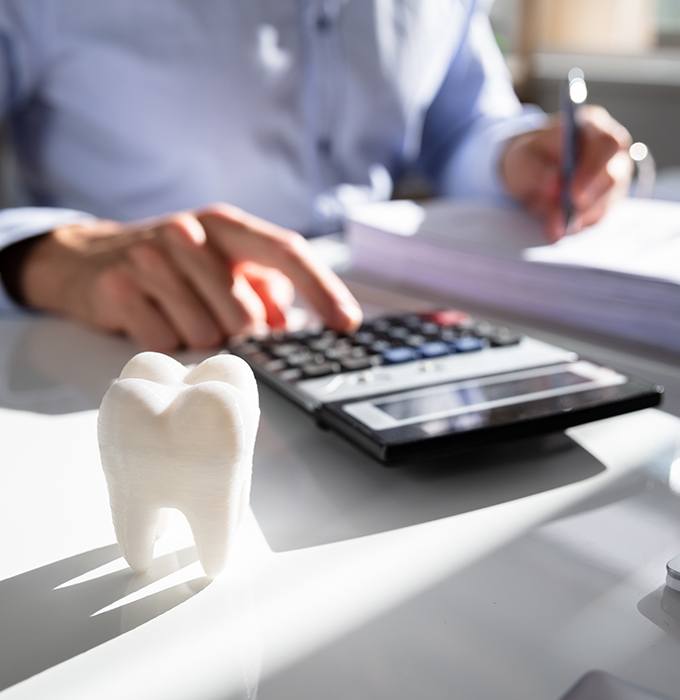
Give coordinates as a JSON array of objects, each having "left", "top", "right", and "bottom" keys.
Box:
[{"left": 374, "top": 371, "right": 588, "bottom": 421}]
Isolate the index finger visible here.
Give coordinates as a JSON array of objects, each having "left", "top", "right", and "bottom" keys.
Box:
[{"left": 197, "top": 205, "right": 362, "bottom": 331}]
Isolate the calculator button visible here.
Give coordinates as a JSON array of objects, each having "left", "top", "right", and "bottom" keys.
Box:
[
  {"left": 287, "top": 351, "right": 316, "bottom": 366},
  {"left": 406, "top": 334, "right": 426, "bottom": 348},
  {"left": 472, "top": 321, "right": 495, "bottom": 338},
  {"left": 382, "top": 347, "right": 421, "bottom": 364},
  {"left": 340, "top": 356, "right": 375, "bottom": 372},
  {"left": 419, "top": 322, "right": 441, "bottom": 336},
  {"left": 337, "top": 346, "right": 370, "bottom": 361},
  {"left": 231, "top": 341, "right": 261, "bottom": 355},
  {"left": 324, "top": 344, "right": 354, "bottom": 360},
  {"left": 489, "top": 329, "right": 522, "bottom": 347},
  {"left": 451, "top": 336, "right": 486, "bottom": 353},
  {"left": 387, "top": 326, "right": 410, "bottom": 340},
  {"left": 438, "top": 327, "right": 462, "bottom": 342},
  {"left": 370, "top": 319, "right": 392, "bottom": 333},
  {"left": 370, "top": 340, "right": 392, "bottom": 353},
  {"left": 353, "top": 331, "right": 376, "bottom": 345},
  {"left": 270, "top": 343, "right": 303, "bottom": 358},
  {"left": 308, "top": 336, "right": 336, "bottom": 352},
  {"left": 263, "top": 358, "right": 288, "bottom": 373},
  {"left": 422, "top": 310, "right": 471, "bottom": 326},
  {"left": 456, "top": 317, "right": 477, "bottom": 332},
  {"left": 302, "top": 362, "right": 341, "bottom": 378},
  {"left": 278, "top": 368, "right": 303, "bottom": 382},
  {"left": 401, "top": 314, "right": 424, "bottom": 329},
  {"left": 419, "top": 341, "right": 452, "bottom": 358}
]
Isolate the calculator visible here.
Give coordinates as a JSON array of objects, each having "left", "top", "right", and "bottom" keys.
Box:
[{"left": 229, "top": 309, "right": 663, "bottom": 463}]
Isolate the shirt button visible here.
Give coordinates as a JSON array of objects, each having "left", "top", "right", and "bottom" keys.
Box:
[
  {"left": 317, "top": 137, "right": 332, "bottom": 156},
  {"left": 316, "top": 12, "right": 332, "bottom": 32}
]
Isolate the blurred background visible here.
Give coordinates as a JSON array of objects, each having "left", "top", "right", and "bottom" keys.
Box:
[
  {"left": 2, "top": 1, "right": 678, "bottom": 205},
  {"left": 490, "top": 0, "right": 680, "bottom": 200}
]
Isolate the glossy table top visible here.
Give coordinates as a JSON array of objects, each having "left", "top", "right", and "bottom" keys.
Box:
[{"left": 1, "top": 263, "right": 679, "bottom": 700}]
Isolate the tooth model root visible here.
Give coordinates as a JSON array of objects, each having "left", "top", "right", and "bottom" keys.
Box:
[
  {"left": 98, "top": 352, "right": 260, "bottom": 579},
  {"left": 110, "top": 499, "right": 162, "bottom": 573},
  {"left": 185, "top": 501, "right": 238, "bottom": 579}
]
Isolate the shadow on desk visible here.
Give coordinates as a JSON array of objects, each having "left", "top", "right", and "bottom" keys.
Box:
[
  {"left": 638, "top": 585, "right": 680, "bottom": 642},
  {"left": 0, "top": 317, "right": 137, "bottom": 413},
  {"left": 0, "top": 544, "right": 206, "bottom": 692},
  {"left": 0, "top": 316, "right": 212, "bottom": 414},
  {"left": 252, "top": 386, "right": 606, "bottom": 552}
]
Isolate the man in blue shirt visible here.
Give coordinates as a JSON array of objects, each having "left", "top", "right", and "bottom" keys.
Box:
[{"left": 0, "top": 1, "right": 632, "bottom": 350}]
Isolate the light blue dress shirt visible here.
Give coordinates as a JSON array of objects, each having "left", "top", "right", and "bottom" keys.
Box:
[{"left": 0, "top": 0, "right": 544, "bottom": 309}]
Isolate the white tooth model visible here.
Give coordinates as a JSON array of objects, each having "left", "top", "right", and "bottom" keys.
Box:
[{"left": 98, "top": 352, "right": 259, "bottom": 579}]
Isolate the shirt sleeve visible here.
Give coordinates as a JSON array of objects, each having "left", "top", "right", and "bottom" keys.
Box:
[
  {"left": 417, "top": 1, "right": 548, "bottom": 203},
  {"left": 0, "top": 2, "right": 94, "bottom": 312}
]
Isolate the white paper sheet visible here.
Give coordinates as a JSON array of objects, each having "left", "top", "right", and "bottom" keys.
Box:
[{"left": 346, "top": 198, "right": 680, "bottom": 351}]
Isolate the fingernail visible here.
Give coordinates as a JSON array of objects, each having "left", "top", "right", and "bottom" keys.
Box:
[
  {"left": 338, "top": 300, "right": 363, "bottom": 329},
  {"left": 267, "top": 303, "right": 288, "bottom": 330},
  {"left": 164, "top": 223, "right": 206, "bottom": 248}
]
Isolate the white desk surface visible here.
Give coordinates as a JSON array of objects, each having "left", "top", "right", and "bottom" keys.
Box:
[{"left": 1, "top": 263, "right": 680, "bottom": 700}]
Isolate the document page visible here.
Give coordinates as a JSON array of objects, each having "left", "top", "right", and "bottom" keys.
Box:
[
  {"left": 347, "top": 196, "right": 680, "bottom": 350},
  {"left": 350, "top": 197, "right": 680, "bottom": 283},
  {"left": 525, "top": 198, "right": 680, "bottom": 283}
]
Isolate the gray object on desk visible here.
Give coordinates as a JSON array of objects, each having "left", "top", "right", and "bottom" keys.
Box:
[
  {"left": 560, "top": 671, "right": 673, "bottom": 700},
  {"left": 666, "top": 554, "right": 680, "bottom": 592}
]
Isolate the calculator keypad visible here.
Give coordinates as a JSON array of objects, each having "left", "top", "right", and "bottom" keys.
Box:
[{"left": 230, "top": 309, "right": 522, "bottom": 383}]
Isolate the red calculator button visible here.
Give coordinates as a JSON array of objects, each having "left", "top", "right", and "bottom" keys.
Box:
[{"left": 422, "top": 309, "right": 471, "bottom": 326}]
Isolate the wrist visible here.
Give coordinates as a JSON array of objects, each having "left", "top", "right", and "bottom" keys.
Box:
[
  {"left": 498, "top": 135, "right": 517, "bottom": 196},
  {"left": 20, "top": 228, "right": 81, "bottom": 312},
  {"left": 0, "top": 234, "right": 50, "bottom": 307}
]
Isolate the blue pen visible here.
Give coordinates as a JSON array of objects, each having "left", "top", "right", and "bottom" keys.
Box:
[{"left": 561, "top": 68, "right": 587, "bottom": 235}]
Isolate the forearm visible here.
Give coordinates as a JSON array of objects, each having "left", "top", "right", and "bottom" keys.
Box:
[
  {"left": 419, "top": 5, "right": 548, "bottom": 203},
  {"left": 438, "top": 108, "right": 548, "bottom": 202}
]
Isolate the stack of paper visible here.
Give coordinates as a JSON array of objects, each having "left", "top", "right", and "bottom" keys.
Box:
[{"left": 346, "top": 198, "right": 680, "bottom": 352}]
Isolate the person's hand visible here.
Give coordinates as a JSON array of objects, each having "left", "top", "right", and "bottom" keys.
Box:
[
  {"left": 19, "top": 205, "right": 362, "bottom": 350},
  {"left": 501, "top": 106, "right": 633, "bottom": 241}
]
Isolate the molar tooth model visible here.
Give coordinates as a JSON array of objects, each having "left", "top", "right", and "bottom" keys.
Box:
[{"left": 97, "top": 352, "right": 260, "bottom": 579}]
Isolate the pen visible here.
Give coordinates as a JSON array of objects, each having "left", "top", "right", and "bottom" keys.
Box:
[{"left": 561, "top": 67, "right": 587, "bottom": 236}]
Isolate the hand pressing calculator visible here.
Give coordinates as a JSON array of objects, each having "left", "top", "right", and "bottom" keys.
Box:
[{"left": 230, "top": 310, "right": 663, "bottom": 463}]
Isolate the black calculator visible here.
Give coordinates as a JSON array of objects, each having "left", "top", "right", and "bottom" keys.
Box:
[{"left": 230, "top": 309, "right": 663, "bottom": 464}]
